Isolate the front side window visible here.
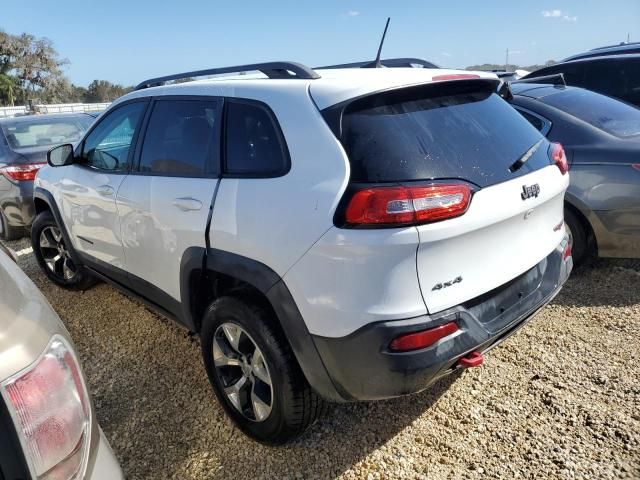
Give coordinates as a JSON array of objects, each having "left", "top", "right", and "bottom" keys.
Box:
[
  {"left": 82, "top": 102, "right": 146, "bottom": 171},
  {"left": 139, "top": 99, "right": 221, "bottom": 176},
  {"left": 224, "top": 100, "right": 289, "bottom": 176}
]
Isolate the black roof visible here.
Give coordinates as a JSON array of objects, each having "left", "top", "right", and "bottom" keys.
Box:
[{"left": 563, "top": 43, "right": 640, "bottom": 62}]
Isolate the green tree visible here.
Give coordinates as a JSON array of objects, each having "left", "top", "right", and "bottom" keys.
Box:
[
  {"left": 0, "top": 30, "right": 68, "bottom": 102},
  {"left": 85, "top": 79, "right": 131, "bottom": 102},
  {"left": 0, "top": 73, "right": 18, "bottom": 105}
]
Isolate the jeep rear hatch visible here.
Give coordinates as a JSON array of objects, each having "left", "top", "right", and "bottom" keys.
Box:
[{"left": 332, "top": 79, "right": 569, "bottom": 313}]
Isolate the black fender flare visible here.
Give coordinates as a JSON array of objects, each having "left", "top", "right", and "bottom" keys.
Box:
[
  {"left": 33, "top": 188, "right": 83, "bottom": 266},
  {"left": 180, "top": 247, "right": 344, "bottom": 402}
]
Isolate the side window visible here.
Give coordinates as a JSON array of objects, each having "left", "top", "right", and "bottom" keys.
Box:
[
  {"left": 584, "top": 60, "right": 640, "bottom": 106},
  {"left": 558, "top": 63, "right": 585, "bottom": 86},
  {"left": 224, "top": 100, "right": 289, "bottom": 176},
  {"left": 517, "top": 109, "right": 544, "bottom": 131},
  {"left": 82, "top": 102, "right": 146, "bottom": 171},
  {"left": 139, "top": 99, "right": 221, "bottom": 176}
]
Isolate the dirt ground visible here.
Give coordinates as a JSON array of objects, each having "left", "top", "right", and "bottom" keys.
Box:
[{"left": 8, "top": 237, "right": 639, "bottom": 479}]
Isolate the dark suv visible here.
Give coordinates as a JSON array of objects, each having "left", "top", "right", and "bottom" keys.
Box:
[{"left": 522, "top": 54, "right": 640, "bottom": 107}]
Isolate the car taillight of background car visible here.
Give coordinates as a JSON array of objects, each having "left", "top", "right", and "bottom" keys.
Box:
[
  {"left": 0, "top": 335, "right": 92, "bottom": 480},
  {"left": 0, "top": 163, "right": 46, "bottom": 181}
]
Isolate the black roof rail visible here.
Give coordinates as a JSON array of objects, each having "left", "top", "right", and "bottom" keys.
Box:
[
  {"left": 511, "top": 73, "right": 566, "bottom": 87},
  {"left": 316, "top": 57, "right": 438, "bottom": 70},
  {"left": 134, "top": 61, "right": 320, "bottom": 91}
]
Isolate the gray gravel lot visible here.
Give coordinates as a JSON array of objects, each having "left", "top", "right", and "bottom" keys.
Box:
[{"left": 7, "top": 237, "right": 639, "bottom": 479}]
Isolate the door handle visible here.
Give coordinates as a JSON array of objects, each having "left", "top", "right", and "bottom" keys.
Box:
[
  {"left": 173, "top": 197, "right": 203, "bottom": 212},
  {"left": 96, "top": 185, "right": 115, "bottom": 196}
]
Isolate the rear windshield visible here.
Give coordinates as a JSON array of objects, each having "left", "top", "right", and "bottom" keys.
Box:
[
  {"left": 1, "top": 116, "right": 92, "bottom": 150},
  {"left": 541, "top": 88, "right": 640, "bottom": 138},
  {"left": 340, "top": 83, "right": 549, "bottom": 186}
]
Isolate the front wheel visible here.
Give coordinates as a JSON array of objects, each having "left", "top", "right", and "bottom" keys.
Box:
[
  {"left": 201, "top": 296, "right": 327, "bottom": 444},
  {"left": 31, "top": 211, "right": 96, "bottom": 290}
]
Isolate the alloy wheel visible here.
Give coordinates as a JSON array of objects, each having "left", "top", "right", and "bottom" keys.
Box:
[
  {"left": 39, "top": 226, "right": 77, "bottom": 281},
  {"left": 212, "top": 322, "right": 273, "bottom": 422}
]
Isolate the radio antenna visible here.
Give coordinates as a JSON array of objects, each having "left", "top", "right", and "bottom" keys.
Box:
[{"left": 364, "top": 17, "right": 391, "bottom": 68}]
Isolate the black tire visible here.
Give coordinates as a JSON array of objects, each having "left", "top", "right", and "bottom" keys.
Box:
[
  {"left": 201, "top": 296, "right": 327, "bottom": 444},
  {"left": 0, "top": 209, "right": 24, "bottom": 241},
  {"left": 564, "top": 207, "right": 591, "bottom": 266},
  {"left": 31, "top": 211, "right": 97, "bottom": 290}
]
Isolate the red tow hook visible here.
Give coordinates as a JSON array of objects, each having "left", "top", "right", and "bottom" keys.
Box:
[{"left": 458, "top": 351, "right": 484, "bottom": 368}]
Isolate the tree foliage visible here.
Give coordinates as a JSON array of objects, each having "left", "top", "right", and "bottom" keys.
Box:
[{"left": 0, "top": 29, "right": 132, "bottom": 106}]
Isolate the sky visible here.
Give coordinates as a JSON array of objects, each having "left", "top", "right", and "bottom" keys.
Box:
[{"left": 2, "top": 0, "right": 639, "bottom": 87}]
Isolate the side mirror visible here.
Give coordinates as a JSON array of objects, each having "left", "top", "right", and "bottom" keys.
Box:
[{"left": 47, "top": 144, "right": 75, "bottom": 167}]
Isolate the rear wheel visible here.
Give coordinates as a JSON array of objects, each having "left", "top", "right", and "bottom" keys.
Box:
[
  {"left": 564, "top": 207, "right": 592, "bottom": 266},
  {"left": 31, "top": 211, "right": 96, "bottom": 290},
  {"left": 201, "top": 296, "right": 326, "bottom": 444},
  {"left": 0, "top": 209, "right": 24, "bottom": 241}
]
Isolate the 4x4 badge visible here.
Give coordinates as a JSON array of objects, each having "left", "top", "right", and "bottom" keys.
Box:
[
  {"left": 521, "top": 184, "right": 540, "bottom": 200},
  {"left": 432, "top": 276, "right": 463, "bottom": 291}
]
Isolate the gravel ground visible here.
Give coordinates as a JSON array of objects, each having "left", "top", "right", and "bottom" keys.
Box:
[{"left": 7, "top": 237, "right": 640, "bottom": 479}]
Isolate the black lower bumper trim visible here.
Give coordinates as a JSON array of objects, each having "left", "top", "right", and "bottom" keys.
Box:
[{"left": 312, "top": 241, "right": 573, "bottom": 401}]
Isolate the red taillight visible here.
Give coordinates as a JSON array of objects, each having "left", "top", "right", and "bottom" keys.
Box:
[
  {"left": 390, "top": 321, "right": 459, "bottom": 352},
  {"left": 1, "top": 163, "right": 45, "bottom": 181},
  {"left": 632, "top": 164, "right": 640, "bottom": 172},
  {"left": 549, "top": 143, "right": 568, "bottom": 175},
  {"left": 345, "top": 184, "right": 472, "bottom": 227},
  {"left": 563, "top": 242, "right": 572, "bottom": 260},
  {"left": 1, "top": 336, "right": 91, "bottom": 479},
  {"left": 432, "top": 73, "right": 481, "bottom": 82}
]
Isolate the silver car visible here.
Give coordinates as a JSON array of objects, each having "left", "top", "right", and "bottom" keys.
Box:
[{"left": 0, "top": 242, "right": 122, "bottom": 479}]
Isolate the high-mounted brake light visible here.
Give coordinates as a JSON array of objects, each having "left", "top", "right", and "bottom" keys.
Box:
[
  {"left": 432, "top": 73, "right": 481, "bottom": 82},
  {"left": 549, "top": 143, "right": 568, "bottom": 175},
  {"left": 1, "top": 163, "right": 45, "bottom": 181},
  {"left": 345, "top": 184, "right": 472, "bottom": 227},
  {"left": 0, "top": 335, "right": 91, "bottom": 480},
  {"left": 390, "top": 321, "right": 459, "bottom": 352}
]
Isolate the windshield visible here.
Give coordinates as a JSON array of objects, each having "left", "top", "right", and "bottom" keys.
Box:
[
  {"left": 542, "top": 88, "right": 640, "bottom": 138},
  {"left": 340, "top": 83, "right": 549, "bottom": 187},
  {"left": 1, "top": 116, "right": 92, "bottom": 150}
]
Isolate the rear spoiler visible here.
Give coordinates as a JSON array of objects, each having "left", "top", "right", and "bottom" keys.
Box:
[
  {"left": 322, "top": 77, "right": 501, "bottom": 138},
  {"left": 511, "top": 73, "right": 567, "bottom": 87}
]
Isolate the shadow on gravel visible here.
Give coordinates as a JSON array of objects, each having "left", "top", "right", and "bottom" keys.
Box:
[
  {"left": 216, "top": 372, "right": 462, "bottom": 479},
  {"left": 551, "top": 258, "right": 639, "bottom": 308}
]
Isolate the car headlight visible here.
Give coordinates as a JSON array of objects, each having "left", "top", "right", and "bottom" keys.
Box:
[{"left": 0, "top": 335, "right": 92, "bottom": 480}]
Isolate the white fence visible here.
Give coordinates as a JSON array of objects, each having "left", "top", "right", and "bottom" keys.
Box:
[{"left": 0, "top": 103, "right": 111, "bottom": 118}]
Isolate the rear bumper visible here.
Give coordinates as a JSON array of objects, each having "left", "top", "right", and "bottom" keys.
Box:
[
  {"left": 86, "top": 428, "right": 124, "bottom": 480},
  {"left": 312, "top": 238, "right": 572, "bottom": 401},
  {"left": 0, "top": 178, "right": 35, "bottom": 227}
]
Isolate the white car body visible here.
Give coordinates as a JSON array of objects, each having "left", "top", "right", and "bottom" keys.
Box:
[{"left": 33, "top": 62, "right": 573, "bottom": 412}]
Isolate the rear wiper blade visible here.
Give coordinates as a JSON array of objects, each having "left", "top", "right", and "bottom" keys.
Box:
[{"left": 509, "top": 139, "right": 544, "bottom": 173}]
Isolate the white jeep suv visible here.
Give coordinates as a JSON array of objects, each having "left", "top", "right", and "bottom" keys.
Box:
[{"left": 31, "top": 60, "right": 573, "bottom": 444}]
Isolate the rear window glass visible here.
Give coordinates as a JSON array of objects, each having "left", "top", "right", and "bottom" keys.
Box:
[
  {"left": 340, "top": 84, "right": 548, "bottom": 186},
  {"left": 1, "top": 117, "right": 91, "bottom": 150},
  {"left": 225, "top": 100, "right": 289, "bottom": 176},
  {"left": 542, "top": 88, "right": 640, "bottom": 138}
]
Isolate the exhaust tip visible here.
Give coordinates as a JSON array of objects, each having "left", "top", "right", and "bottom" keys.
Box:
[{"left": 458, "top": 351, "right": 484, "bottom": 368}]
